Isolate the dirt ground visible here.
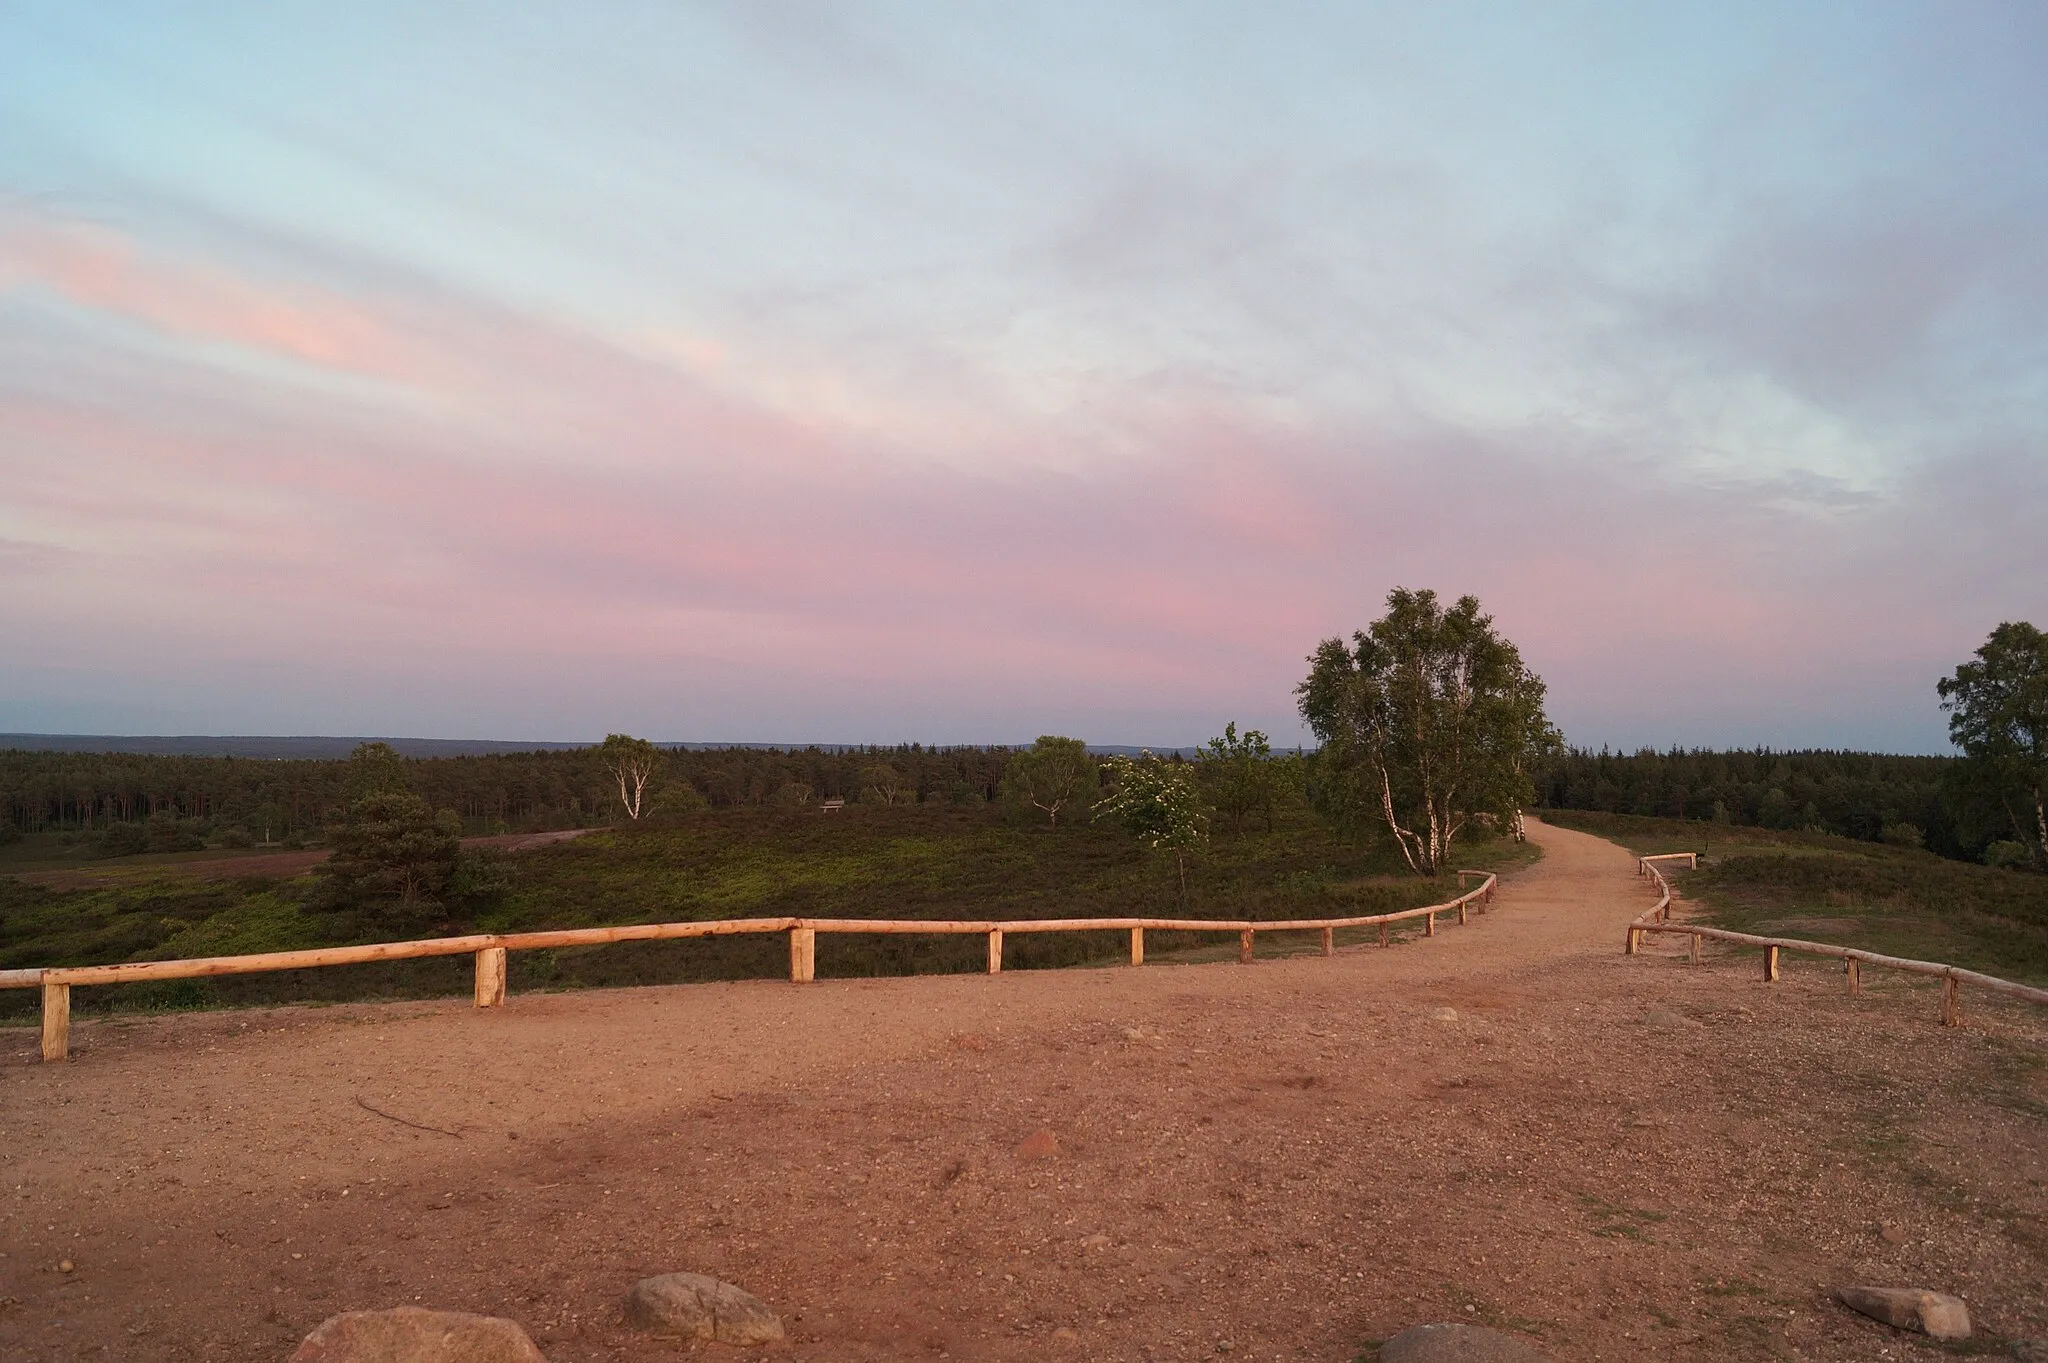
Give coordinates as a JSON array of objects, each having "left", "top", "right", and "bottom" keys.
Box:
[{"left": 1, "top": 820, "right": 2042, "bottom": 1362}]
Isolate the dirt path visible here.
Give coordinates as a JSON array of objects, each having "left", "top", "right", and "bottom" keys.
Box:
[{"left": 1, "top": 820, "right": 2042, "bottom": 1361}]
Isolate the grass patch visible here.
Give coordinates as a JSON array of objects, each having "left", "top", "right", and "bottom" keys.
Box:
[
  {"left": 1577, "top": 1193, "right": 1669, "bottom": 1241},
  {"left": 1540, "top": 810, "right": 2048, "bottom": 985},
  {"left": 1, "top": 803, "right": 1539, "bottom": 1021}
]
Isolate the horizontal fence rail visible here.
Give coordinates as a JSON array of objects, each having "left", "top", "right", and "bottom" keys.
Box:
[
  {"left": 1624, "top": 853, "right": 2048, "bottom": 1024},
  {"left": 6, "top": 874, "right": 1499, "bottom": 1062}
]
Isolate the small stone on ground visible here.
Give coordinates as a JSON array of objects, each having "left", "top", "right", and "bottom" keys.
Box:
[
  {"left": 290, "top": 1307, "right": 549, "bottom": 1362},
  {"left": 1834, "top": 1285, "right": 1971, "bottom": 1341},
  {"left": 1014, "top": 1126, "right": 1060, "bottom": 1159},
  {"left": 623, "top": 1272, "right": 784, "bottom": 1345},
  {"left": 1379, "top": 1322, "right": 1551, "bottom": 1362}
]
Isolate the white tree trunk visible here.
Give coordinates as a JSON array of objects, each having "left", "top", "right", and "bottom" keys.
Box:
[{"left": 1377, "top": 763, "right": 1425, "bottom": 875}]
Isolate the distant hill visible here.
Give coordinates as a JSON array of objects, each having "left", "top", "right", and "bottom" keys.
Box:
[
  {"left": 0, "top": 734, "right": 1209, "bottom": 759},
  {"left": 0, "top": 734, "right": 591, "bottom": 759}
]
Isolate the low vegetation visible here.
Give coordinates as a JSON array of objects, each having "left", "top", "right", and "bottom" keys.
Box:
[
  {"left": 1539, "top": 809, "right": 2048, "bottom": 984},
  {"left": 9, "top": 607, "right": 2032, "bottom": 1025},
  {"left": 0, "top": 801, "right": 1540, "bottom": 1022}
]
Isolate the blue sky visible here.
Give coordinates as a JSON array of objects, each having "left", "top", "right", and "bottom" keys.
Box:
[{"left": 2, "top": 3, "right": 2043, "bottom": 750}]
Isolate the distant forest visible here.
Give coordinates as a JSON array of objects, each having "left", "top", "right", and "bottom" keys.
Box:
[
  {"left": 0, "top": 744, "right": 1018, "bottom": 849},
  {"left": 0, "top": 740, "right": 1991, "bottom": 865},
  {"left": 1531, "top": 748, "right": 1966, "bottom": 857}
]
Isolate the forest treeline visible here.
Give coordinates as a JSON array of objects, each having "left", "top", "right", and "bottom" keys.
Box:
[
  {"left": 0, "top": 733, "right": 2025, "bottom": 876},
  {"left": 0, "top": 740, "right": 1983, "bottom": 862},
  {"left": 1531, "top": 748, "right": 1967, "bottom": 856},
  {"left": 0, "top": 744, "right": 1021, "bottom": 850}
]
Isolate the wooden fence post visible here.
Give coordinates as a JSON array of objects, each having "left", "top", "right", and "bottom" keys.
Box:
[
  {"left": 987, "top": 929, "right": 1004, "bottom": 974},
  {"left": 1625, "top": 925, "right": 1639, "bottom": 955},
  {"left": 1763, "top": 945, "right": 1780, "bottom": 982},
  {"left": 1425, "top": 911, "right": 1436, "bottom": 938},
  {"left": 1941, "top": 974, "right": 1961, "bottom": 1027},
  {"left": 1129, "top": 927, "right": 1144, "bottom": 967},
  {"left": 1238, "top": 929, "right": 1254, "bottom": 964},
  {"left": 1458, "top": 899, "right": 1468, "bottom": 926},
  {"left": 789, "top": 927, "right": 816, "bottom": 983},
  {"left": 41, "top": 981, "right": 69, "bottom": 1063},
  {"left": 1846, "top": 958, "right": 1860, "bottom": 997},
  {"left": 1321, "top": 926, "right": 1334, "bottom": 957},
  {"left": 473, "top": 947, "right": 507, "bottom": 1008}
]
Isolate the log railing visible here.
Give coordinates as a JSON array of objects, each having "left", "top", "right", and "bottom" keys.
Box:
[
  {"left": 4, "top": 874, "right": 1499, "bottom": 1062},
  {"left": 1624, "top": 853, "right": 2048, "bottom": 1024}
]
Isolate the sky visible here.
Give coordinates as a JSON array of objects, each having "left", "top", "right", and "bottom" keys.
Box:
[{"left": 2, "top": 3, "right": 2044, "bottom": 752}]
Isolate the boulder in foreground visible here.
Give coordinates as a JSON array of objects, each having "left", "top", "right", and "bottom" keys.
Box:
[
  {"left": 624, "top": 1272, "right": 785, "bottom": 1345},
  {"left": 1379, "top": 1322, "right": 1551, "bottom": 1363},
  {"left": 290, "top": 1307, "right": 549, "bottom": 1362},
  {"left": 1834, "top": 1285, "right": 1971, "bottom": 1340}
]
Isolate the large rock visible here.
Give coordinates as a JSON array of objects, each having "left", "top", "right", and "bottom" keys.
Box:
[
  {"left": 1834, "top": 1285, "right": 1971, "bottom": 1341},
  {"left": 623, "top": 1272, "right": 784, "bottom": 1345},
  {"left": 290, "top": 1307, "right": 549, "bottom": 1362},
  {"left": 1379, "top": 1323, "right": 1551, "bottom": 1362}
]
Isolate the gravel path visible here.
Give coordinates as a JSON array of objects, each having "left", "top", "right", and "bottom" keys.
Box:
[{"left": 1, "top": 819, "right": 2042, "bottom": 1361}]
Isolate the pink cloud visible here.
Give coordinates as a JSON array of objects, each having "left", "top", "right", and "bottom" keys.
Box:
[
  {"left": 2, "top": 216, "right": 401, "bottom": 375},
  {"left": 3, "top": 212, "right": 2038, "bottom": 749}
]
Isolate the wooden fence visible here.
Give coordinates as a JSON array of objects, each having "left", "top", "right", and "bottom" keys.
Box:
[
  {"left": 3, "top": 872, "right": 1499, "bottom": 1063},
  {"left": 1624, "top": 852, "right": 2048, "bottom": 1023}
]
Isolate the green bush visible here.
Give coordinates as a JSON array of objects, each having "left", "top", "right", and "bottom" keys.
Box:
[
  {"left": 1984, "top": 840, "right": 2034, "bottom": 870},
  {"left": 145, "top": 812, "right": 206, "bottom": 853},
  {"left": 92, "top": 823, "right": 151, "bottom": 858}
]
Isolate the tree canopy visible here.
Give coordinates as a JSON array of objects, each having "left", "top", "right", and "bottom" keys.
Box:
[
  {"left": 344, "top": 741, "right": 408, "bottom": 802},
  {"left": 1095, "top": 752, "right": 1206, "bottom": 904},
  {"left": 597, "top": 734, "right": 664, "bottom": 821},
  {"left": 1198, "top": 722, "right": 1282, "bottom": 835},
  {"left": 1001, "top": 736, "right": 1100, "bottom": 828},
  {"left": 1939, "top": 621, "right": 2048, "bottom": 871},
  {"left": 322, "top": 790, "right": 464, "bottom": 908},
  {"left": 1297, "top": 588, "right": 1555, "bottom": 875}
]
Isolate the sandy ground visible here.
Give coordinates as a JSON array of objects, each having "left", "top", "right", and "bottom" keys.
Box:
[{"left": 1, "top": 820, "right": 2042, "bottom": 1362}]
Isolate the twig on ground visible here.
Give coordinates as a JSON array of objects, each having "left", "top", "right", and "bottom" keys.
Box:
[{"left": 355, "top": 1094, "right": 463, "bottom": 1138}]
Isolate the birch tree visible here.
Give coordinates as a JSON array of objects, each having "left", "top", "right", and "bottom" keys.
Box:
[
  {"left": 597, "top": 733, "right": 664, "bottom": 821},
  {"left": 1296, "top": 588, "right": 1555, "bottom": 876},
  {"left": 1001, "top": 736, "right": 1100, "bottom": 828}
]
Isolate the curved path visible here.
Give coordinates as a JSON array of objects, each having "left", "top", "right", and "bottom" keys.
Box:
[{"left": 3, "top": 818, "right": 2041, "bottom": 1362}]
